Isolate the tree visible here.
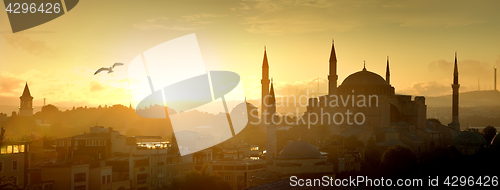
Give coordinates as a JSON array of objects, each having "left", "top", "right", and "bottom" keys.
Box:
[
  {"left": 482, "top": 125, "right": 497, "bottom": 143},
  {"left": 380, "top": 145, "right": 418, "bottom": 178},
  {"left": 364, "top": 137, "right": 381, "bottom": 169},
  {"left": 0, "top": 176, "right": 22, "bottom": 190}
]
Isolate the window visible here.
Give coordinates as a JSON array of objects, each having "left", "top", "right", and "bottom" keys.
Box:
[
  {"left": 107, "top": 175, "right": 111, "bottom": 183},
  {"left": 1, "top": 146, "right": 6, "bottom": 154},
  {"left": 13, "top": 176, "right": 17, "bottom": 185},
  {"left": 13, "top": 145, "right": 19, "bottom": 153},
  {"left": 102, "top": 176, "right": 105, "bottom": 184},
  {"left": 237, "top": 176, "right": 244, "bottom": 181},
  {"left": 74, "top": 141, "right": 78, "bottom": 146},
  {"left": 7, "top": 145, "right": 12, "bottom": 154},
  {"left": 0, "top": 162, "right": 2, "bottom": 172},
  {"left": 224, "top": 175, "right": 231, "bottom": 181},
  {"left": 74, "top": 185, "right": 85, "bottom": 190},
  {"left": 74, "top": 173, "right": 86, "bottom": 182},
  {"left": 20, "top": 145, "right": 24, "bottom": 153},
  {"left": 44, "top": 184, "right": 53, "bottom": 190},
  {"left": 12, "top": 161, "right": 18, "bottom": 171}
]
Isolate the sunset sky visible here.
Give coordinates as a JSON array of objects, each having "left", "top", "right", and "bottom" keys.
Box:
[{"left": 1, "top": 0, "right": 500, "bottom": 109}]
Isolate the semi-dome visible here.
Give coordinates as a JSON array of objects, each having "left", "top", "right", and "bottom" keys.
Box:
[
  {"left": 275, "top": 141, "right": 322, "bottom": 160},
  {"left": 452, "top": 131, "right": 488, "bottom": 147},
  {"left": 338, "top": 68, "right": 395, "bottom": 95}
]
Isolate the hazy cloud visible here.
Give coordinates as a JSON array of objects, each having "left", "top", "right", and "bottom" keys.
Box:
[
  {"left": 1, "top": 34, "right": 55, "bottom": 56},
  {"left": 0, "top": 75, "right": 24, "bottom": 96},
  {"left": 90, "top": 81, "right": 105, "bottom": 92},
  {"left": 397, "top": 81, "right": 451, "bottom": 97},
  {"left": 134, "top": 13, "right": 227, "bottom": 31}
]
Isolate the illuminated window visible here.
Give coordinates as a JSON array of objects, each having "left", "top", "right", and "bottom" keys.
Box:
[
  {"left": 20, "top": 145, "right": 24, "bottom": 153},
  {"left": 7, "top": 146, "right": 12, "bottom": 154},
  {"left": 13, "top": 145, "right": 19, "bottom": 153},
  {"left": 1, "top": 146, "right": 6, "bottom": 154}
]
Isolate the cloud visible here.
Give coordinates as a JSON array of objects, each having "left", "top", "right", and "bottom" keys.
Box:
[
  {"left": 0, "top": 75, "right": 24, "bottom": 96},
  {"left": 1, "top": 34, "right": 55, "bottom": 56},
  {"left": 242, "top": 0, "right": 332, "bottom": 12},
  {"left": 428, "top": 59, "right": 497, "bottom": 88},
  {"left": 396, "top": 81, "right": 451, "bottom": 97},
  {"left": 246, "top": 77, "right": 328, "bottom": 100},
  {"left": 90, "top": 81, "right": 105, "bottom": 92},
  {"left": 134, "top": 13, "right": 227, "bottom": 31},
  {"left": 0, "top": 67, "right": 132, "bottom": 107}
]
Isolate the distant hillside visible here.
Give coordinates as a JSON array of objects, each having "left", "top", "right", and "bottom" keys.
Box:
[{"left": 426, "top": 90, "right": 500, "bottom": 107}]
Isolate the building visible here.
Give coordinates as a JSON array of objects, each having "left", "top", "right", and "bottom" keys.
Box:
[
  {"left": 0, "top": 139, "right": 30, "bottom": 189},
  {"left": 298, "top": 41, "right": 459, "bottom": 153},
  {"left": 251, "top": 141, "right": 334, "bottom": 187},
  {"left": 212, "top": 159, "right": 266, "bottom": 190},
  {"left": 50, "top": 126, "right": 193, "bottom": 190},
  {"left": 19, "top": 83, "right": 34, "bottom": 117}
]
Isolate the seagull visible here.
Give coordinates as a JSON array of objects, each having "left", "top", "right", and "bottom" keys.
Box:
[{"left": 94, "top": 63, "right": 124, "bottom": 75}]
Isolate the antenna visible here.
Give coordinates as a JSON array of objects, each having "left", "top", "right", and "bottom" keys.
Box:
[
  {"left": 495, "top": 67, "right": 497, "bottom": 91},
  {"left": 317, "top": 77, "right": 319, "bottom": 94}
]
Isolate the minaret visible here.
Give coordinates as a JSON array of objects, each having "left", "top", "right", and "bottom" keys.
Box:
[
  {"left": 449, "top": 52, "right": 460, "bottom": 131},
  {"left": 328, "top": 40, "right": 338, "bottom": 95},
  {"left": 261, "top": 47, "right": 270, "bottom": 119},
  {"left": 266, "top": 79, "right": 277, "bottom": 165},
  {"left": 495, "top": 67, "right": 497, "bottom": 91},
  {"left": 19, "top": 82, "right": 34, "bottom": 116},
  {"left": 386, "top": 56, "right": 390, "bottom": 85},
  {"left": 267, "top": 79, "right": 276, "bottom": 117}
]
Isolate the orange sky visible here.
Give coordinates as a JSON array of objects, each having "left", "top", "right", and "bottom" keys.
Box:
[{"left": 1, "top": 0, "right": 500, "bottom": 109}]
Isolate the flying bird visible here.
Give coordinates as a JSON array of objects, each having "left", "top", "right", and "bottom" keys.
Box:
[{"left": 94, "top": 62, "right": 124, "bottom": 75}]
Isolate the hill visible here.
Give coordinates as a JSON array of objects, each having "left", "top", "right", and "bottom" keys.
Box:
[{"left": 426, "top": 90, "right": 500, "bottom": 107}]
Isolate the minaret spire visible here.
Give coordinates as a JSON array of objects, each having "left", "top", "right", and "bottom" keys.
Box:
[
  {"left": 386, "top": 56, "right": 390, "bottom": 84},
  {"left": 449, "top": 52, "right": 460, "bottom": 131},
  {"left": 267, "top": 79, "right": 276, "bottom": 117},
  {"left": 328, "top": 40, "right": 338, "bottom": 95},
  {"left": 261, "top": 47, "right": 270, "bottom": 119}
]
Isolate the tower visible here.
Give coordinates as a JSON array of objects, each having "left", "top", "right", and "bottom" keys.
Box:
[
  {"left": 19, "top": 83, "right": 34, "bottom": 116},
  {"left": 495, "top": 67, "right": 497, "bottom": 91},
  {"left": 328, "top": 40, "right": 338, "bottom": 95},
  {"left": 386, "top": 56, "right": 390, "bottom": 85},
  {"left": 267, "top": 79, "right": 276, "bottom": 117},
  {"left": 261, "top": 47, "right": 270, "bottom": 119},
  {"left": 266, "top": 79, "right": 277, "bottom": 165},
  {"left": 449, "top": 52, "right": 460, "bottom": 131}
]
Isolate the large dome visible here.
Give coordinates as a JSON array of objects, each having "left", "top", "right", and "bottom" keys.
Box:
[
  {"left": 275, "top": 141, "right": 322, "bottom": 160},
  {"left": 341, "top": 69, "right": 388, "bottom": 86},
  {"left": 452, "top": 131, "right": 488, "bottom": 147},
  {"left": 338, "top": 68, "right": 394, "bottom": 95}
]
